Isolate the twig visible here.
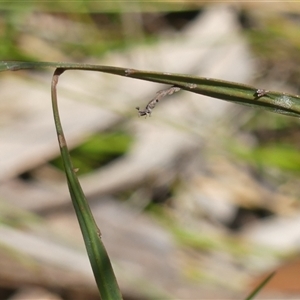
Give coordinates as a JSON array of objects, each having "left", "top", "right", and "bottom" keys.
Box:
[{"left": 136, "top": 86, "right": 181, "bottom": 117}]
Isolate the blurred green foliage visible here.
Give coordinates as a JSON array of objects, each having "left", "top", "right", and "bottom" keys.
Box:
[
  {"left": 0, "top": 1, "right": 199, "bottom": 13},
  {"left": 234, "top": 142, "right": 300, "bottom": 173},
  {"left": 51, "top": 130, "right": 132, "bottom": 174},
  {"left": 246, "top": 11, "right": 300, "bottom": 89},
  {"left": 233, "top": 111, "right": 300, "bottom": 174},
  {"left": 0, "top": 1, "right": 201, "bottom": 61}
]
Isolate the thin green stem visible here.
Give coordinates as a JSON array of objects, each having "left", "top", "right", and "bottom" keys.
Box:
[{"left": 51, "top": 68, "right": 123, "bottom": 300}]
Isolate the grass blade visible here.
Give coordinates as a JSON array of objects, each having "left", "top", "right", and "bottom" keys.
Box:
[
  {"left": 244, "top": 272, "right": 275, "bottom": 300},
  {"left": 0, "top": 61, "right": 291, "bottom": 299},
  {"left": 51, "top": 68, "right": 123, "bottom": 300},
  {"left": 2, "top": 60, "right": 300, "bottom": 117}
]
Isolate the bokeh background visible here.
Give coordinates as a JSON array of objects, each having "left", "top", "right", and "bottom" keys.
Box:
[{"left": 1, "top": 1, "right": 300, "bottom": 299}]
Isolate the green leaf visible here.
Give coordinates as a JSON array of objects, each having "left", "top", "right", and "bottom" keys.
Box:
[
  {"left": 51, "top": 69, "right": 123, "bottom": 300},
  {"left": 2, "top": 60, "right": 300, "bottom": 117},
  {"left": 244, "top": 272, "right": 275, "bottom": 300},
  {"left": 235, "top": 143, "right": 300, "bottom": 172}
]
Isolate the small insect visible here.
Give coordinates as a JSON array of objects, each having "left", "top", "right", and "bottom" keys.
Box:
[
  {"left": 136, "top": 86, "right": 181, "bottom": 118},
  {"left": 135, "top": 98, "right": 159, "bottom": 118},
  {"left": 254, "top": 89, "right": 269, "bottom": 98}
]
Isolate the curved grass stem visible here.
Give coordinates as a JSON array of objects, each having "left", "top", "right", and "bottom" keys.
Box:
[{"left": 51, "top": 68, "right": 123, "bottom": 300}]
